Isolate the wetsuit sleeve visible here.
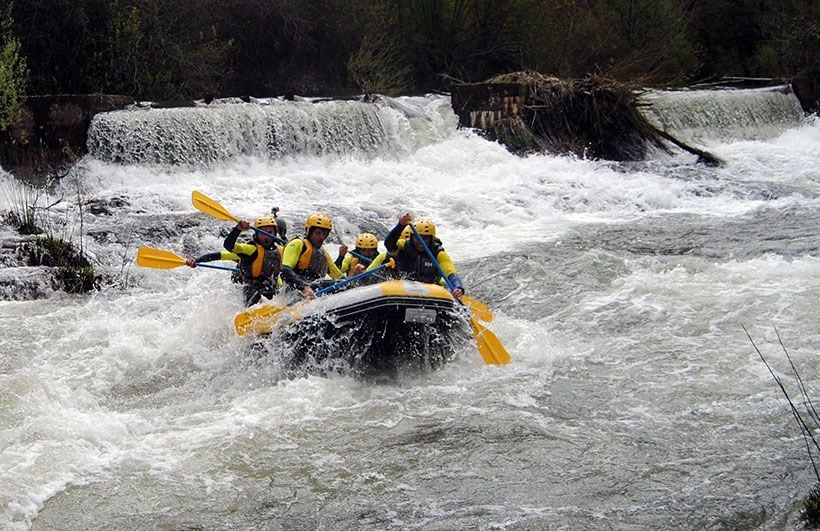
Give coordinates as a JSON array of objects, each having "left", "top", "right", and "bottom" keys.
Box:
[
  {"left": 196, "top": 251, "right": 224, "bottom": 264},
  {"left": 365, "top": 251, "right": 388, "bottom": 271},
  {"left": 448, "top": 273, "right": 464, "bottom": 292},
  {"left": 224, "top": 228, "right": 256, "bottom": 256},
  {"left": 384, "top": 223, "right": 407, "bottom": 252},
  {"left": 339, "top": 253, "right": 353, "bottom": 275},
  {"left": 436, "top": 250, "right": 464, "bottom": 292},
  {"left": 325, "top": 250, "right": 343, "bottom": 280},
  {"left": 280, "top": 239, "right": 307, "bottom": 290},
  {"left": 224, "top": 226, "right": 241, "bottom": 252}
]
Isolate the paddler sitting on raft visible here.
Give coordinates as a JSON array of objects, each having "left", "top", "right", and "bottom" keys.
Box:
[
  {"left": 186, "top": 207, "right": 288, "bottom": 287},
  {"left": 381, "top": 213, "right": 465, "bottom": 299},
  {"left": 336, "top": 232, "right": 395, "bottom": 284},
  {"left": 280, "top": 213, "right": 346, "bottom": 299},
  {"left": 223, "top": 214, "right": 284, "bottom": 306}
]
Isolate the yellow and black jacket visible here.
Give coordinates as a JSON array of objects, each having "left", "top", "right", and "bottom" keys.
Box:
[
  {"left": 384, "top": 223, "right": 463, "bottom": 291},
  {"left": 280, "top": 237, "right": 343, "bottom": 290}
]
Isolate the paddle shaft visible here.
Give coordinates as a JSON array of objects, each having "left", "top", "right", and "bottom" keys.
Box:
[
  {"left": 408, "top": 224, "right": 457, "bottom": 292},
  {"left": 316, "top": 264, "right": 388, "bottom": 296},
  {"left": 195, "top": 263, "right": 240, "bottom": 272}
]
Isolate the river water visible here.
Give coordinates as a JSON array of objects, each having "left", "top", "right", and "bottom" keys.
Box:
[{"left": 1, "top": 92, "right": 818, "bottom": 529}]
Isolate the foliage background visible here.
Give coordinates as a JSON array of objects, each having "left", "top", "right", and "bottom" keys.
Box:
[{"left": 1, "top": 0, "right": 818, "bottom": 106}]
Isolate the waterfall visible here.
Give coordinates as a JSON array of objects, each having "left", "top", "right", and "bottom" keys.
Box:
[
  {"left": 86, "top": 96, "right": 458, "bottom": 166},
  {"left": 640, "top": 84, "right": 807, "bottom": 146}
]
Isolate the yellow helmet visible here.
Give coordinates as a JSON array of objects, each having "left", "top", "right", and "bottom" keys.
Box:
[
  {"left": 413, "top": 219, "right": 436, "bottom": 237},
  {"left": 305, "top": 213, "right": 333, "bottom": 231},
  {"left": 254, "top": 215, "right": 278, "bottom": 231},
  {"left": 355, "top": 232, "right": 378, "bottom": 250},
  {"left": 400, "top": 225, "right": 412, "bottom": 239}
]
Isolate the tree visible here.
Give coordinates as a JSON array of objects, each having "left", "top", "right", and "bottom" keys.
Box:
[
  {"left": 0, "top": 3, "right": 28, "bottom": 131},
  {"left": 95, "top": 0, "right": 235, "bottom": 99}
]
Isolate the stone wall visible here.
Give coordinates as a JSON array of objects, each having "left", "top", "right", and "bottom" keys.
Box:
[
  {"left": 450, "top": 82, "right": 526, "bottom": 130},
  {"left": 791, "top": 76, "right": 819, "bottom": 114},
  {"left": 0, "top": 94, "right": 133, "bottom": 180}
]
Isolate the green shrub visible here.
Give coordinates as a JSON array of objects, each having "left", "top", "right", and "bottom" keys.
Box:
[
  {"left": 347, "top": 33, "right": 412, "bottom": 95},
  {"left": 0, "top": 24, "right": 28, "bottom": 130}
]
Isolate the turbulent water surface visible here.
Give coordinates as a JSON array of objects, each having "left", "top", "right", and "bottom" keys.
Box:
[{"left": 1, "top": 93, "right": 819, "bottom": 529}]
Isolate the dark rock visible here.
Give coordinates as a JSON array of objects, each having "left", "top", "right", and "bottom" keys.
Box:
[
  {"left": 0, "top": 94, "right": 134, "bottom": 181},
  {"left": 85, "top": 196, "right": 130, "bottom": 216}
]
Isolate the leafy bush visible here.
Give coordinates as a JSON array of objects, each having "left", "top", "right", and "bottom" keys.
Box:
[{"left": 0, "top": 8, "right": 28, "bottom": 131}]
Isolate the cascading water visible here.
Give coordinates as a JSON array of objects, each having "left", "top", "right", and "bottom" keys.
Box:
[
  {"left": 1, "top": 89, "right": 818, "bottom": 529},
  {"left": 640, "top": 84, "right": 808, "bottom": 146},
  {"left": 87, "top": 96, "right": 458, "bottom": 166}
]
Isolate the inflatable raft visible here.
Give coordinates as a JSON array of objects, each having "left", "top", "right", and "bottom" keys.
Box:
[{"left": 235, "top": 279, "right": 472, "bottom": 377}]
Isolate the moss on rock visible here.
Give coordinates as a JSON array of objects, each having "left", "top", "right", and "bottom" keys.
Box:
[{"left": 25, "top": 236, "right": 98, "bottom": 293}]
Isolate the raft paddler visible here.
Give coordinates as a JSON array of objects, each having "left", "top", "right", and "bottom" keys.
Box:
[
  {"left": 336, "top": 232, "right": 379, "bottom": 275},
  {"left": 280, "top": 213, "right": 345, "bottom": 299},
  {"left": 224, "top": 214, "right": 283, "bottom": 306},
  {"left": 334, "top": 231, "right": 397, "bottom": 285},
  {"left": 383, "top": 213, "right": 465, "bottom": 299}
]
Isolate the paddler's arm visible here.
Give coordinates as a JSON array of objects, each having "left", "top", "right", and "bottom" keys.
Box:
[
  {"left": 384, "top": 215, "right": 411, "bottom": 252},
  {"left": 365, "top": 251, "right": 392, "bottom": 271},
  {"left": 224, "top": 221, "right": 257, "bottom": 256},
  {"left": 436, "top": 250, "right": 464, "bottom": 298},
  {"left": 280, "top": 239, "right": 311, "bottom": 294},
  {"left": 186, "top": 250, "right": 241, "bottom": 267},
  {"left": 324, "top": 250, "right": 344, "bottom": 280},
  {"left": 338, "top": 253, "right": 353, "bottom": 275}
]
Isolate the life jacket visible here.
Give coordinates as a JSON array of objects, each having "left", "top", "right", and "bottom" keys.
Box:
[
  {"left": 295, "top": 238, "right": 328, "bottom": 281},
  {"left": 239, "top": 243, "right": 282, "bottom": 286},
  {"left": 394, "top": 238, "right": 442, "bottom": 284}
]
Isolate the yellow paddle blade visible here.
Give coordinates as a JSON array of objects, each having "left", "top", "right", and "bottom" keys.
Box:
[
  {"left": 463, "top": 295, "right": 493, "bottom": 322},
  {"left": 136, "top": 247, "right": 187, "bottom": 269},
  {"left": 235, "top": 304, "right": 288, "bottom": 336},
  {"left": 470, "top": 316, "right": 511, "bottom": 365},
  {"left": 191, "top": 190, "right": 239, "bottom": 223}
]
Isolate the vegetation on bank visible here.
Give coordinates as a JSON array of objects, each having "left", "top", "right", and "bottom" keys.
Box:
[
  {"left": 744, "top": 326, "right": 820, "bottom": 529},
  {"left": 1, "top": 176, "right": 98, "bottom": 294},
  {"left": 0, "top": 3, "right": 28, "bottom": 130},
  {"left": 0, "top": 0, "right": 817, "bottom": 117}
]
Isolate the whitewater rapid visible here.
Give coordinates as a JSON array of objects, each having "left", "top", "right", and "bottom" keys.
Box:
[{"left": 1, "top": 94, "right": 818, "bottom": 529}]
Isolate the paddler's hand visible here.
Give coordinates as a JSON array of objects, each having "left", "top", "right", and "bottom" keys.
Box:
[
  {"left": 237, "top": 220, "right": 250, "bottom": 231},
  {"left": 352, "top": 263, "right": 365, "bottom": 275},
  {"left": 452, "top": 288, "right": 464, "bottom": 299},
  {"left": 301, "top": 285, "right": 316, "bottom": 299},
  {"left": 185, "top": 257, "right": 197, "bottom": 268},
  {"left": 399, "top": 212, "right": 412, "bottom": 225},
  {"left": 338, "top": 244, "right": 348, "bottom": 257}
]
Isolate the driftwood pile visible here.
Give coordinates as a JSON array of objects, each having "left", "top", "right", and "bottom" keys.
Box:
[{"left": 451, "top": 71, "right": 721, "bottom": 165}]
